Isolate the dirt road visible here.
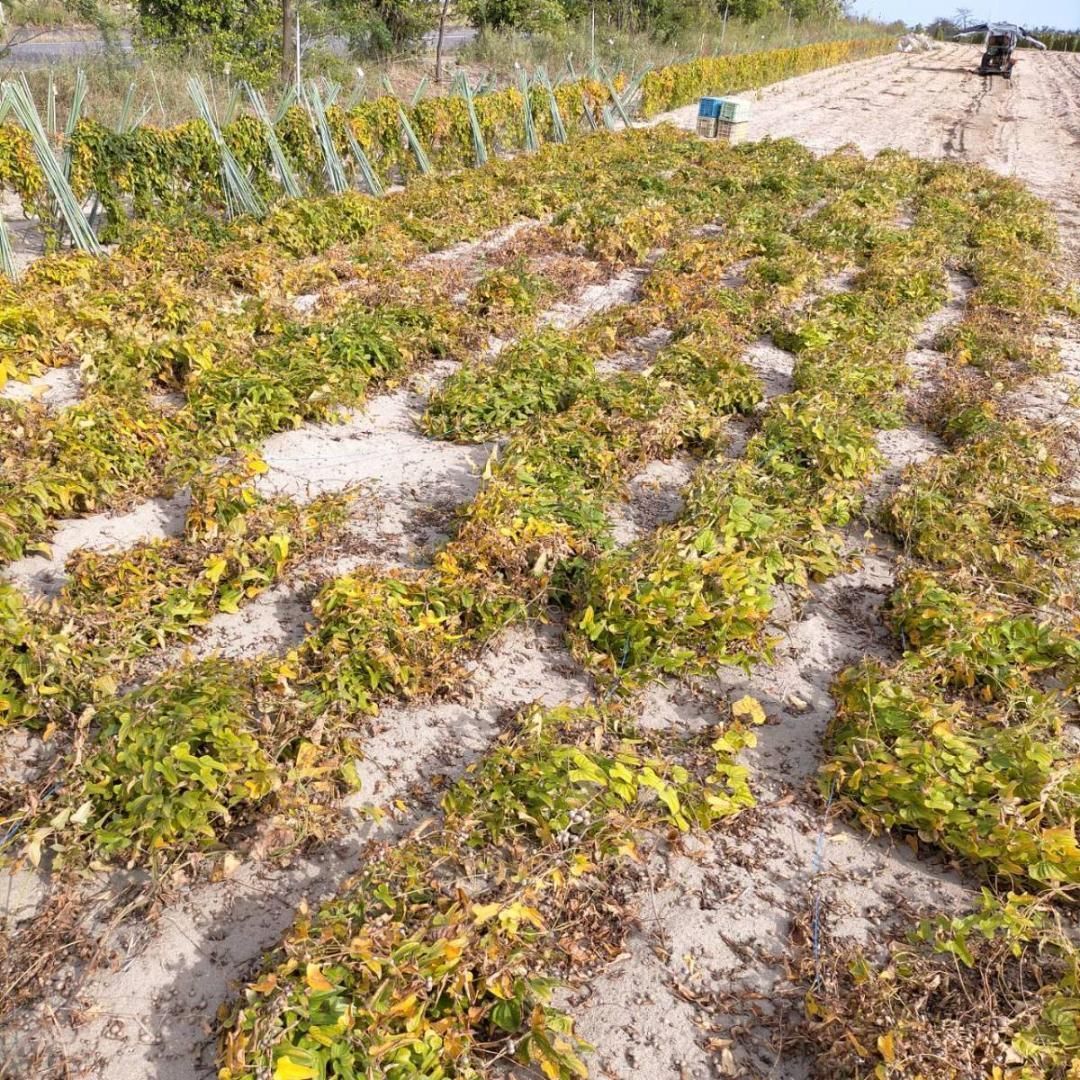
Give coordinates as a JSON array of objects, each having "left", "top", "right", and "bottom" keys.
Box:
[{"left": 655, "top": 43, "right": 1080, "bottom": 271}]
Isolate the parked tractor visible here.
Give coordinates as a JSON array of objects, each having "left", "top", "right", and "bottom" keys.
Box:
[{"left": 954, "top": 22, "right": 1046, "bottom": 79}]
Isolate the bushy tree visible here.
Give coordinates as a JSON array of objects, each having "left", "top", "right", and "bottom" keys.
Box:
[
  {"left": 459, "top": 0, "right": 572, "bottom": 31},
  {"left": 136, "top": 0, "right": 282, "bottom": 82},
  {"left": 462, "top": 0, "right": 848, "bottom": 33},
  {"left": 926, "top": 16, "right": 960, "bottom": 39},
  {"left": 300, "top": 0, "right": 436, "bottom": 57},
  {"left": 137, "top": 0, "right": 437, "bottom": 83}
]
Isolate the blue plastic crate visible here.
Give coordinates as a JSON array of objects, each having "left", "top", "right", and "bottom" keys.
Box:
[{"left": 697, "top": 96, "right": 722, "bottom": 119}]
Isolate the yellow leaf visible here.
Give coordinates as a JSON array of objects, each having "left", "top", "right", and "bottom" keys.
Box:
[
  {"left": 731, "top": 695, "right": 767, "bottom": 726},
  {"left": 25, "top": 827, "right": 50, "bottom": 868},
  {"left": 387, "top": 993, "right": 417, "bottom": 1018},
  {"left": 440, "top": 937, "right": 466, "bottom": 963},
  {"left": 249, "top": 972, "right": 278, "bottom": 994},
  {"left": 204, "top": 555, "right": 229, "bottom": 585},
  {"left": 295, "top": 741, "right": 321, "bottom": 770},
  {"left": 877, "top": 1031, "right": 895, "bottom": 1063},
  {"left": 569, "top": 853, "right": 593, "bottom": 877},
  {"left": 472, "top": 902, "right": 502, "bottom": 925},
  {"left": 846, "top": 1032, "right": 870, "bottom": 1057},
  {"left": 305, "top": 964, "right": 334, "bottom": 992},
  {"left": 486, "top": 971, "right": 514, "bottom": 1000},
  {"left": 93, "top": 673, "right": 117, "bottom": 697},
  {"left": 273, "top": 1057, "right": 316, "bottom": 1080}
]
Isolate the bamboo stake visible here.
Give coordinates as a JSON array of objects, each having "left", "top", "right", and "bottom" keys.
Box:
[
  {"left": 517, "top": 67, "right": 538, "bottom": 151},
  {"left": 343, "top": 124, "right": 384, "bottom": 197},
  {"left": 536, "top": 67, "right": 567, "bottom": 144},
  {"left": 8, "top": 76, "right": 101, "bottom": 255},
  {"left": 188, "top": 76, "right": 265, "bottom": 219},
  {"left": 117, "top": 81, "right": 137, "bottom": 133},
  {"left": 222, "top": 82, "right": 243, "bottom": 125},
  {"left": 246, "top": 83, "right": 302, "bottom": 200},
  {"left": 453, "top": 71, "right": 487, "bottom": 167},
  {"left": 603, "top": 70, "right": 633, "bottom": 128},
  {"left": 398, "top": 104, "right": 431, "bottom": 174},
  {"left": 63, "top": 68, "right": 87, "bottom": 180},
  {"left": 0, "top": 204, "right": 18, "bottom": 281},
  {"left": 273, "top": 84, "right": 297, "bottom": 125},
  {"left": 306, "top": 80, "right": 349, "bottom": 195},
  {"left": 46, "top": 74, "right": 56, "bottom": 137}
]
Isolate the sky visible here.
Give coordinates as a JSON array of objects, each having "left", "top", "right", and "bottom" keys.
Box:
[{"left": 848, "top": 0, "right": 1079, "bottom": 28}]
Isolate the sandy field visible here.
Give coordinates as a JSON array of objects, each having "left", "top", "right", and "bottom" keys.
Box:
[{"left": 2, "top": 41, "right": 1078, "bottom": 1080}]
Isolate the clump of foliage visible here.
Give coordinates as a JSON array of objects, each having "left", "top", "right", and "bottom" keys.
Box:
[
  {"left": 825, "top": 659, "right": 1080, "bottom": 889},
  {"left": 884, "top": 415, "right": 1080, "bottom": 603},
  {"left": 0, "top": 582, "right": 81, "bottom": 730},
  {"left": 424, "top": 330, "right": 598, "bottom": 441},
  {"left": 937, "top": 310, "right": 1060, "bottom": 382},
  {"left": 887, "top": 568, "right": 1080, "bottom": 698},
  {"left": 60, "top": 465, "right": 349, "bottom": 662},
  {"left": 69, "top": 664, "right": 278, "bottom": 859},
  {"left": 800, "top": 892, "right": 1080, "bottom": 1079},
  {"left": 468, "top": 257, "right": 557, "bottom": 334},
  {"left": 220, "top": 699, "right": 764, "bottom": 1079}
]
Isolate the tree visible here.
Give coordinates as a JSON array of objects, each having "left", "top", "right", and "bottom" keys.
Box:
[
  {"left": 283, "top": 0, "right": 298, "bottom": 84},
  {"left": 954, "top": 7, "right": 972, "bottom": 29},
  {"left": 927, "top": 16, "right": 959, "bottom": 39},
  {"left": 459, "top": 0, "right": 572, "bottom": 32},
  {"left": 435, "top": 0, "right": 452, "bottom": 82},
  {"left": 314, "top": 0, "right": 437, "bottom": 55},
  {"left": 136, "top": 0, "right": 282, "bottom": 83}
]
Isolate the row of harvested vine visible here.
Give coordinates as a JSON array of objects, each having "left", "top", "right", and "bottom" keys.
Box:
[
  {"left": 208, "top": 151, "right": 1044, "bottom": 1079},
  {"left": 802, "top": 162, "right": 1080, "bottom": 1078},
  {"left": 4, "top": 128, "right": 1077, "bottom": 1078}
]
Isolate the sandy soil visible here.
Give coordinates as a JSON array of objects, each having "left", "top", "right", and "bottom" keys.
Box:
[
  {"left": 652, "top": 44, "right": 1080, "bottom": 275},
  {"left": 3, "top": 44, "right": 1079, "bottom": 1080}
]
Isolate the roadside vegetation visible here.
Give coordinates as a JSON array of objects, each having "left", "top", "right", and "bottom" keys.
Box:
[{"left": 0, "top": 1, "right": 898, "bottom": 122}]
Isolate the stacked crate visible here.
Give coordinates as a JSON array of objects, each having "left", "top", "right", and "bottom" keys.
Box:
[
  {"left": 716, "top": 98, "right": 751, "bottom": 144},
  {"left": 696, "top": 97, "right": 720, "bottom": 138},
  {"left": 696, "top": 97, "right": 751, "bottom": 143}
]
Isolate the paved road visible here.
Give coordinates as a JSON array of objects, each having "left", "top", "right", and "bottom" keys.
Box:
[{"left": 1, "top": 25, "right": 476, "bottom": 64}]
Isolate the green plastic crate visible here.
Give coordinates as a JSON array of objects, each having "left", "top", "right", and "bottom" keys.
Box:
[{"left": 717, "top": 98, "right": 751, "bottom": 122}]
